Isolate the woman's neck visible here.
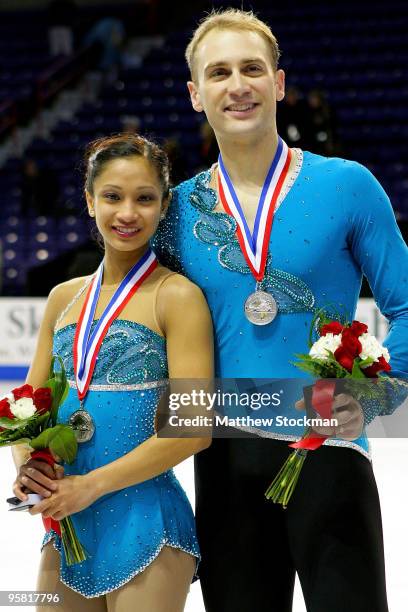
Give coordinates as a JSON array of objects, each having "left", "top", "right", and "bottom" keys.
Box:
[{"left": 102, "top": 245, "right": 150, "bottom": 287}]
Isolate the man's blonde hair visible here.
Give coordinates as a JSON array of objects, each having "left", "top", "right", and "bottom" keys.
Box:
[{"left": 185, "top": 8, "right": 281, "bottom": 81}]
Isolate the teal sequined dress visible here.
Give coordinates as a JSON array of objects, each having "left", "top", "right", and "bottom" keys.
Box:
[{"left": 42, "top": 318, "right": 199, "bottom": 598}]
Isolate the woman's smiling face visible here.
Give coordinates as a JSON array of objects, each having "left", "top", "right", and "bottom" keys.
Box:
[{"left": 86, "top": 155, "right": 165, "bottom": 254}]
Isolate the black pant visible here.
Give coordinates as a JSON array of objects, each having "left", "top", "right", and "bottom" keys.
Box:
[{"left": 195, "top": 437, "right": 388, "bottom": 612}]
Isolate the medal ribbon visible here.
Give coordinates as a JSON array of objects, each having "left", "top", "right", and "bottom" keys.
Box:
[
  {"left": 73, "top": 248, "right": 158, "bottom": 400},
  {"left": 217, "top": 137, "right": 291, "bottom": 282}
]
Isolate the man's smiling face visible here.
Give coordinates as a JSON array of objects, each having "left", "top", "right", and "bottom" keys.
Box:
[{"left": 187, "top": 28, "right": 285, "bottom": 143}]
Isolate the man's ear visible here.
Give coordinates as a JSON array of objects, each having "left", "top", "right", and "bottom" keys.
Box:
[
  {"left": 85, "top": 190, "right": 95, "bottom": 217},
  {"left": 275, "top": 69, "right": 285, "bottom": 102},
  {"left": 187, "top": 81, "right": 204, "bottom": 113}
]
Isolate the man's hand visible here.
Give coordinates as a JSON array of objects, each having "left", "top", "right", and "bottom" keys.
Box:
[
  {"left": 295, "top": 393, "right": 364, "bottom": 441},
  {"left": 13, "top": 459, "right": 64, "bottom": 501}
]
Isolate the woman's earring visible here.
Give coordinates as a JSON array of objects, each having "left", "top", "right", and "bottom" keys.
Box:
[
  {"left": 89, "top": 210, "right": 95, "bottom": 217},
  {"left": 160, "top": 212, "right": 166, "bottom": 221}
]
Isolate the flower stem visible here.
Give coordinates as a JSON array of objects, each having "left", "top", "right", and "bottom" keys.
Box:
[
  {"left": 60, "top": 517, "right": 88, "bottom": 565},
  {"left": 265, "top": 449, "right": 308, "bottom": 508}
]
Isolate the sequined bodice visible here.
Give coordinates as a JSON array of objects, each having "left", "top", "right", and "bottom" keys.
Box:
[{"left": 54, "top": 319, "right": 168, "bottom": 384}]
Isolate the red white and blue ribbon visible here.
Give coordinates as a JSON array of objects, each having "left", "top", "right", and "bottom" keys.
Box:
[
  {"left": 289, "top": 380, "right": 336, "bottom": 451},
  {"left": 73, "top": 248, "right": 158, "bottom": 400},
  {"left": 217, "top": 137, "right": 291, "bottom": 282}
]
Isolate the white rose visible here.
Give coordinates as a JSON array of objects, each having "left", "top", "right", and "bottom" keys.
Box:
[
  {"left": 382, "top": 346, "right": 391, "bottom": 362},
  {"left": 359, "top": 333, "right": 390, "bottom": 364},
  {"left": 309, "top": 333, "right": 342, "bottom": 360},
  {"left": 10, "top": 397, "right": 36, "bottom": 420}
]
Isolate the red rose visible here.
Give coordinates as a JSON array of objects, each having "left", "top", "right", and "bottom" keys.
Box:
[
  {"left": 320, "top": 321, "right": 344, "bottom": 336},
  {"left": 334, "top": 346, "right": 355, "bottom": 372},
  {"left": 0, "top": 398, "right": 14, "bottom": 420},
  {"left": 12, "top": 384, "right": 34, "bottom": 401},
  {"left": 349, "top": 320, "right": 368, "bottom": 338},
  {"left": 340, "top": 328, "right": 362, "bottom": 357},
  {"left": 363, "top": 356, "right": 391, "bottom": 378},
  {"left": 33, "top": 387, "right": 52, "bottom": 413}
]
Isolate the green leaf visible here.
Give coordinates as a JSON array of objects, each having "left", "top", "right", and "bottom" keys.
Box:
[
  {"left": 30, "top": 423, "right": 69, "bottom": 449},
  {"left": 351, "top": 359, "right": 366, "bottom": 379},
  {"left": 294, "top": 353, "right": 312, "bottom": 360},
  {"left": 44, "top": 356, "right": 69, "bottom": 426},
  {"left": 35, "top": 411, "right": 51, "bottom": 431},
  {"left": 0, "top": 417, "right": 17, "bottom": 429},
  {"left": 44, "top": 378, "right": 58, "bottom": 426},
  {"left": 0, "top": 416, "right": 32, "bottom": 430},
  {"left": 60, "top": 380, "right": 69, "bottom": 406},
  {"left": 30, "top": 424, "right": 78, "bottom": 464},
  {"left": 30, "top": 426, "right": 61, "bottom": 449},
  {"left": 308, "top": 305, "right": 350, "bottom": 347},
  {"left": 358, "top": 357, "right": 374, "bottom": 369},
  {"left": 49, "top": 426, "right": 77, "bottom": 464}
]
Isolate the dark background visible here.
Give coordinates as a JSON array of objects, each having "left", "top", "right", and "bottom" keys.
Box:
[{"left": 0, "top": 0, "right": 407, "bottom": 296}]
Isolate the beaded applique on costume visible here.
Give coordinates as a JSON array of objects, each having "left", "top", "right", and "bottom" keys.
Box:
[
  {"left": 55, "top": 320, "right": 167, "bottom": 385},
  {"left": 189, "top": 161, "right": 315, "bottom": 315}
]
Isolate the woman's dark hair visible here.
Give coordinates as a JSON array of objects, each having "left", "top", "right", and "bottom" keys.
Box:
[{"left": 84, "top": 133, "right": 170, "bottom": 199}]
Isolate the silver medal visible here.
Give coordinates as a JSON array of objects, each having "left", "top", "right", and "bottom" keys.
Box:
[
  {"left": 244, "top": 290, "right": 278, "bottom": 325},
  {"left": 69, "top": 409, "right": 95, "bottom": 443}
]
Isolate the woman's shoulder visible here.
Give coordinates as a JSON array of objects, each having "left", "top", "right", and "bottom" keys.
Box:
[
  {"left": 156, "top": 266, "right": 201, "bottom": 296},
  {"left": 49, "top": 275, "right": 92, "bottom": 303},
  {"left": 155, "top": 266, "right": 212, "bottom": 340},
  {"left": 155, "top": 267, "right": 207, "bottom": 318},
  {"left": 33, "top": 275, "right": 92, "bottom": 333},
  {"left": 47, "top": 275, "right": 92, "bottom": 322}
]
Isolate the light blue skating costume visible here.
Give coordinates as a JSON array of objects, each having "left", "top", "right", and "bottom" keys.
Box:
[
  {"left": 42, "top": 317, "right": 199, "bottom": 597},
  {"left": 153, "top": 149, "right": 408, "bottom": 457}
]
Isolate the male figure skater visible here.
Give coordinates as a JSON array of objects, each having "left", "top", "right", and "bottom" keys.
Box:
[{"left": 153, "top": 8, "right": 408, "bottom": 612}]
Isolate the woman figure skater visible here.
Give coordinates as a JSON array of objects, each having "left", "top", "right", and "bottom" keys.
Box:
[{"left": 11, "top": 133, "right": 213, "bottom": 611}]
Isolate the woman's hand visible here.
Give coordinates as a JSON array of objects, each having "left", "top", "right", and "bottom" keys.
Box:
[
  {"left": 13, "top": 459, "right": 64, "bottom": 501},
  {"left": 29, "top": 474, "right": 99, "bottom": 520}
]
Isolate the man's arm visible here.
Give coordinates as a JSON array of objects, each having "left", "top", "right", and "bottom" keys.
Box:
[{"left": 344, "top": 162, "right": 408, "bottom": 422}]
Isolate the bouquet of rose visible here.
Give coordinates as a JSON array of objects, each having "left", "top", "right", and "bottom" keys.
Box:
[
  {"left": 0, "top": 356, "right": 87, "bottom": 565},
  {"left": 265, "top": 312, "right": 392, "bottom": 508}
]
